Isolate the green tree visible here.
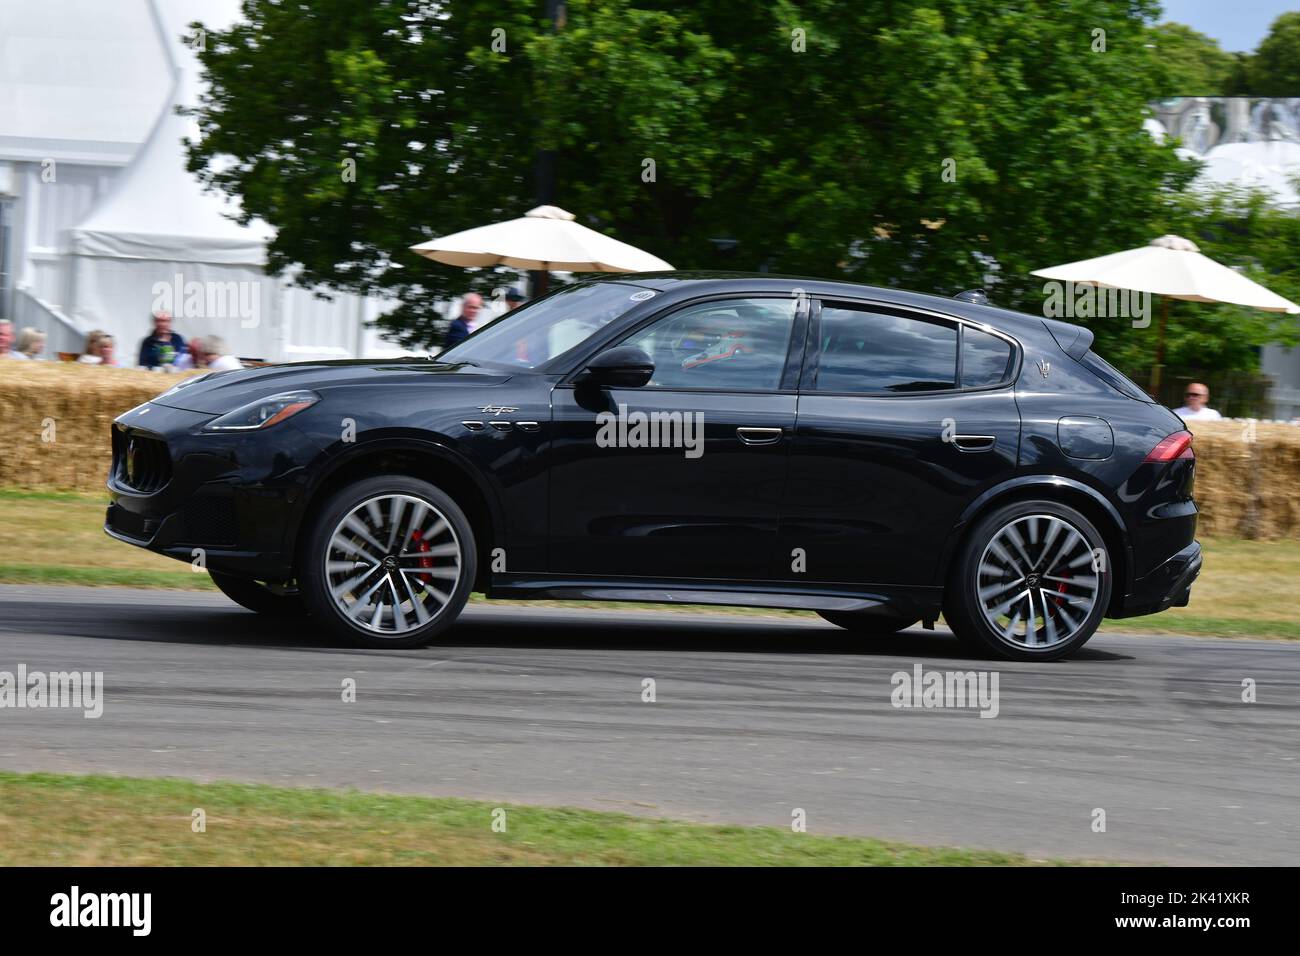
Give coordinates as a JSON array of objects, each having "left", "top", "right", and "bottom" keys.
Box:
[
  {"left": 1251, "top": 11, "right": 1300, "bottom": 96},
  {"left": 188, "top": 0, "right": 1194, "bottom": 349},
  {"left": 1149, "top": 22, "right": 1234, "bottom": 94}
]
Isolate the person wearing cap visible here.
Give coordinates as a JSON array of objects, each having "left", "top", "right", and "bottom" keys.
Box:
[{"left": 504, "top": 288, "right": 527, "bottom": 311}]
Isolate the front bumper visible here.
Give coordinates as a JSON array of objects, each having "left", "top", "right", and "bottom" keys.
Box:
[
  {"left": 1112, "top": 540, "right": 1202, "bottom": 618},
  {"left": 104, "top": 401, "right": 324, "bottom": 579}
]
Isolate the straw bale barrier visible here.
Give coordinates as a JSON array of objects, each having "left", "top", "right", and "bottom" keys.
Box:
[
  {"left": 0, "top": 363, "right": 1295, "bottom": 539},
  {"left": 0, "top": 362, "right": 177, "bottom": 493}
]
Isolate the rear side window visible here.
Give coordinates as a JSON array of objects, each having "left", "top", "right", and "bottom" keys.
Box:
[
  {"left": 960, "top": 327, "right": 1014, "bottom": 387},
  {"left": 813, "top": 306, "right": 956, "bottom": 393},
  {"left": 1079, "top": 351, "right": 1153, "bottom": 402}
]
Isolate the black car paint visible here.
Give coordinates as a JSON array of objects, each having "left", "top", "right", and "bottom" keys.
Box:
[{"left": 107, "top": 273, "right": 1199, "bottom": 624}]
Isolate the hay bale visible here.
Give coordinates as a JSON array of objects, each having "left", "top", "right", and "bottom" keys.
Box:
[
  {"left": 0, "top": 364, "right": 1296, "bottom": 539},
  {"left": 0, "top": 362, "right": 182, "bottom": 493},
  {"left": 1186, "top": 420, "right": 1300, "bottom": 540}
]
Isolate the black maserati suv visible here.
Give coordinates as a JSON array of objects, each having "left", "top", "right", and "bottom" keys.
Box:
[{"left": 105, "top": 274, "right": 1201, "bottom": 660}]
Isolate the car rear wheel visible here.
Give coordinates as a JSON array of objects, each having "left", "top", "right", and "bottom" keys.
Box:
[
  {"left": 943, "top": 501, "right": 1112, "bottom": 661},
  {"left": 299, "top": 476, "right": 477, "bottom": 649},
  {"left": 209, "top": 570, "right": 305, "bottom": 617},
  {"left": 817, "top": 611, "right": 918, "bottom": 634}
]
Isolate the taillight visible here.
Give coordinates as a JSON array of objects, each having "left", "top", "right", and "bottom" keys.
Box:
[{"left": 1145, "top": 430, "right": 1194, "bottom": 462}]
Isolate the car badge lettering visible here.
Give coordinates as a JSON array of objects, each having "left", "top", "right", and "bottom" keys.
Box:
[{"left": 480, "top": 405, "right": 518, "bottom": 414}]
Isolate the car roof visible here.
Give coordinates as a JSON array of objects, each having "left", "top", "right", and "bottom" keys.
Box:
[{"left": 588, "top": 271, "right": 1085, "bottom": 350}]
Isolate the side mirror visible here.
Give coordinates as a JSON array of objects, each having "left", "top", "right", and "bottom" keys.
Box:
[{"left": 581, "top": 346, "right": 655, "bottom": 388}]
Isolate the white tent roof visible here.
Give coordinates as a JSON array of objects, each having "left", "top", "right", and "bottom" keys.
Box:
[
  {"left": 66, "top": 0, "right": 271, "bottom": 265},
  {"left": 1195, "top": 140, "right": 1300, "bottom": 210},
  {"left": 0, "top": 0, "right": 170, "bottom": 164}
]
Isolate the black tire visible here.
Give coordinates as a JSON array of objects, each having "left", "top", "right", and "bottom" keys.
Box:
[
  {"left": 817, "top": 611, "right": 918, "bottom": 635},
  {"left": 209, "top": 570, "right": 305, "bottom": 617},
  {"left": 298, "top": 475, "right": 477, "bottom": 649},
  {"left": 943, "top": 500, "right": 1112, "bottom": 661}
]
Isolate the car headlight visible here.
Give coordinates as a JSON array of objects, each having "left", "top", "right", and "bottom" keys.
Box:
[{"left": 202, "top": 390, "right": 320, "bottom": 432}]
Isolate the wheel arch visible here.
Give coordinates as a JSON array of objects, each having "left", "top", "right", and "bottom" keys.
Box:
[
  {"left": 938, "top": 476, "right": 1132, "bottom": 615},
  {"left": 287, "top": 437, "right": 502, "bottom": 590}
]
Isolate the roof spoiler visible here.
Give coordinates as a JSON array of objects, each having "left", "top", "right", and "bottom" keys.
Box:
[{"left": 1042, "top": 318, "right": 1093, "bottom": 359}]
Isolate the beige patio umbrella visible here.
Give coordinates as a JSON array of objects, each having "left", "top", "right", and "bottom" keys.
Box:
[
  {"left": 410, "top": 205, "right": 673, "bottom": 285},
  {"left": 1033, "top": 234, "right": 1300, "bottom": 391}
]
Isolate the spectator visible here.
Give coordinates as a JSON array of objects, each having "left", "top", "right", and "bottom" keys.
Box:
[
  {"left": 174, "top": 336, "right": 207, "bottom": 371},
  {"left": 442, "top": 293, "right": 484, "bottom": 349},
  {"left": 203, "top": 336, "right": 242, "bottom": 372},
  {"left": 77, "top": 330, "right": 115, "bottom": 365},
  {"left": 137, "top": 311, "right": 185, "bottom": 369},
  {"left": 13, "top": 327, "right": 46, "bottom": 360},
  {"left": 504, "top": 287, "right": 526, "bottom": 311},
  {"left": 1173, "top": 382, "right": 1222, "bottom": 421},
  {"left": 97, "top": 334, "right": 119, "bottom": 367},
  {"left": 0, "top": 320, "right": 14, "bottom": 358}
]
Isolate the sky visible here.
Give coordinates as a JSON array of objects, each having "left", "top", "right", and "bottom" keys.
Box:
[{"left": 1159, "top": 0, "right": 1297, "bottom": 52}]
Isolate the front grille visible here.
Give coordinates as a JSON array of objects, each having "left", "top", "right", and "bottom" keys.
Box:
[
  {"left": 183, "top": 494, "right": 238, "bottom": 545},
  {"left": 112, "top": 427, "right": 172, "bottom": 494}
]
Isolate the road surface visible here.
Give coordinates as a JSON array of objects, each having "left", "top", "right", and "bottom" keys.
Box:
[{"left": 0, "top": 584, "right": 1295, "bottom": 864}]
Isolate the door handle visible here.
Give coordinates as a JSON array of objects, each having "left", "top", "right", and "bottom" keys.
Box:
[
  {"left": 952, "top": 434, "right": 996, "bottom": 452},
  {"left": 736, "top": 427, "right": 784, "bottom": 445}
]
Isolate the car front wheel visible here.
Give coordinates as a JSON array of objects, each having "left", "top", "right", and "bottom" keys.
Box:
[
  {"left": 943, "top": 501, "right": 1112, "bottom": 661},
  {"left": 299, "top": 476, "right": 477, "bottom": 649}
]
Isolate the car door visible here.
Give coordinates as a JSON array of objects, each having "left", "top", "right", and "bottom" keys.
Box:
[
  {"left": 779, "top": 300, "right": 1021, "bottom": 587},
  {"left": 549, "top": 295, "right": 807, "bottom": 580}
]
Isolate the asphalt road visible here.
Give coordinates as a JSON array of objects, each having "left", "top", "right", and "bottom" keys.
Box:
[{"left": 0, "top": 583, "right": 1295, "bottom": 864}]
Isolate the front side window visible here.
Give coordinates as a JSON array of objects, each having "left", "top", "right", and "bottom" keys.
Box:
[
  {"left": 813, "top": 306, "right": 957, "bottom": 393},
  {"left": 439, "top": 281, "right": 649, "bottom": 369},
  {"left": 619, "top": 297, "right": 798, "bottom": 391}
]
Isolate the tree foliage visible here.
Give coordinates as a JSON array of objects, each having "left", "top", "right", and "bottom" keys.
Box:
[
  {"left": 1149, "top": 22, "right": 1235, "bottom": 95},
  {"left": 187, "top": 0, "right": 1291, "bottom": 374},
  {"left": 1250, "top": 11, "right": 1300, "bottom": 96}
]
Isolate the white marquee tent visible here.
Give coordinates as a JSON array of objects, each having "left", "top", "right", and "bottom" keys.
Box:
[
  {"left": 62, "top": 0, "right": 281, "bottom": 359},
  {"left": 1, "top": 0, "right": 406, "bottom": 363}
]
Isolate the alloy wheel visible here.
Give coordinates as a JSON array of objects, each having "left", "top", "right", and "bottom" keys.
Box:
[
  {"left": 323, "top": 493, "right": 463, "bottom": 636},
  {"left": 976, "top": 513, "right": 1101, "bottom": 650}
]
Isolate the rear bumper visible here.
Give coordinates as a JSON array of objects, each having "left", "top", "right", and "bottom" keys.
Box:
[{"left": 1112, "top": 540, "right": 1202, "bottom": 618}]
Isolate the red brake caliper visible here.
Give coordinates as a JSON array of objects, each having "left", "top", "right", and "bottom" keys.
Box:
[
  {"left": 1048, "top": 575, "right": 1069, "bottom": 617},
  {"left": 409, "top": 529, "right": 434, "bottom": 586}
]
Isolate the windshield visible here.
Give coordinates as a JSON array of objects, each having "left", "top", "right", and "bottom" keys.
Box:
[{"left": 439, "top": 281, "right": 651, "bottom": 368}]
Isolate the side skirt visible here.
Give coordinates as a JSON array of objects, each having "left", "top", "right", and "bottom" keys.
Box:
[{"left": 486, "top": 573, "right": 942, "bottom": 619}]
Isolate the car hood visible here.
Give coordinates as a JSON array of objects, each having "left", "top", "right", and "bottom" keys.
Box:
[{"left": 149, "top": 358, "right": 514, "bottom": 414}]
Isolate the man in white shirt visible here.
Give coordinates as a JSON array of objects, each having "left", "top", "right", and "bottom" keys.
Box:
[
  {"left": 203, "top": 336, "right": 243, "bottom": 372},
  {"left": 1173, "top": 382, "right": 1222, "bottom": 421}
]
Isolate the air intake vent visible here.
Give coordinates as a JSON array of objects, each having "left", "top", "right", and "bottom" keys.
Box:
[{"left": 183, "top": 494, "right": 238, "bottom": 546}]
